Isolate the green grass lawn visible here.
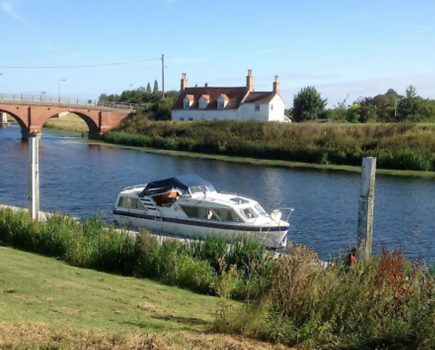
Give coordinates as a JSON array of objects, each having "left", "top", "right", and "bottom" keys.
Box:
[
  {"left": 0, "top": 246, "right": 286, "bottom": 349},
  {"left": 0, "top": 246, "right": 217, "bottom": 334}
]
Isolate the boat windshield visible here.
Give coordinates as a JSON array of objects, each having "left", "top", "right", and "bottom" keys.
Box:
[
  {"left": 254, "top": 204, "right": 267, "bottom": 215},
  {"left": 188, "top": 184, "right": 216, "bottom": 195},
  {"left": 242, "top": 204, "right": 267, "bottom": 219}
]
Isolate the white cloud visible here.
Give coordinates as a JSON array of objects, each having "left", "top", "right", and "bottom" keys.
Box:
[
  {"left": 163, "top": 0, "right": 177, "bottom": 10},
  {"left": 1, "top": 1, "right": 29, "bottom": 26}
]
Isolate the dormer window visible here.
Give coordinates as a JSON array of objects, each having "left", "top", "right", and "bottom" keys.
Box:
[
  {"left": 217, "top": 94, "right": 229, "bottom": 109},
  {"left": 199, "top": 95, "right": 210, "bottom": 110},
  {"left": 183, "top": 95, "right": 194, "bottom": 109}
]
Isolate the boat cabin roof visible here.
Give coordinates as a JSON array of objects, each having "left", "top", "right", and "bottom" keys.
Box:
[{"left": 139, "top": 174, "right": 215, "bottom": 197}]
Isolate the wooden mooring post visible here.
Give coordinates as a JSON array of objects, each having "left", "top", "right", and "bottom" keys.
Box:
[
  {"left": 28, "top": 132, "right": 40, "bottom": 221},
  {"left": 357, "top": 157, "right": 376, "bottom": 260}
]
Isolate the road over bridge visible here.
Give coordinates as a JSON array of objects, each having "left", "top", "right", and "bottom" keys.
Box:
[{"left": 0, "top": 95, "right": 134, "bottom": 139}]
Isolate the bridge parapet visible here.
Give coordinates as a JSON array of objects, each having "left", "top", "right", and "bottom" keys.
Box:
[{"left": 0, "top": 93, "right": 136, "bottom": 111}]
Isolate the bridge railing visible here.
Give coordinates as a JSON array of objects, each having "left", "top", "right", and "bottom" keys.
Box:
[{"left": 0, "top": 93, "right": 136, "bottom": 110}]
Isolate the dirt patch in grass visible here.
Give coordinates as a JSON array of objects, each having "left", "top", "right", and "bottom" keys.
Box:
[{"left": 0, "top": 322, "right": 292, "bottom": 349}]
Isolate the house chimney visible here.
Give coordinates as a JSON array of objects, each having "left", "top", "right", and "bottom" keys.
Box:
[
  {"left": 246, "top": 69, "right": 254, "bottom": 91},
  {"left": 180, "top": 73, "right": 188, "bottom": 91},
  {"left": 273, "top": 75, "right": 280, "bottom": 94}
]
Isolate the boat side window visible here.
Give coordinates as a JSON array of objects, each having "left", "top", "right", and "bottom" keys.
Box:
[
  {"left": 180, "top": 205, "right": 241, "bottom": 222},
  {"left": 132, "top": 198, "right": 145, "bottom": 210},
  {"left": 215, "top": 208, "right": 242, "bottom": 222},
  {"left": 117, "top": 196, "right": 130, "bottom": 208},
  {"left": 117, "top": 196, "right": 145, "bottom": 210},
  {"left": 243, "top": 207, "right": 257, "bottom": 219}
]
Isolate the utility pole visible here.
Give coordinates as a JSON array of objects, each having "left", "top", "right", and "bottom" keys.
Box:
[
  {"left": 161, "top": 53, "right": 165, "bottom": 98},
  {"left": 357, "top": 157, "right": 376, "bottom": 260}
]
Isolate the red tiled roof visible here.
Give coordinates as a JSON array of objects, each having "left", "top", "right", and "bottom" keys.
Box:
[
  {"left": 243, "top": 91, "right": 276, "bottom": 104},
  {"left": 173, "top": 87, "right": 248, "bottom": 110}
]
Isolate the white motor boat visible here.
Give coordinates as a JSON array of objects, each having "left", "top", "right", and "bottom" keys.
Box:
[{"left": 113, "top": 174, "right": 292, "bottom": 248}]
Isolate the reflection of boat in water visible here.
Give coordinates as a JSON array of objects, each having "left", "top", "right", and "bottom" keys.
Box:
[{"left": 113, "top": 174, "right": 292, "bottom": 248}]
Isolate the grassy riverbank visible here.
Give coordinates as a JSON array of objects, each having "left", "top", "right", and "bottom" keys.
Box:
[
  {"left": 44, "top": 113, "right": 89, "bottom": 133},
  {"left": 103, "top": 119, "right": 435, "bottom": 173},
  {"left": 1, "top": 208, "right": 433, "bottom": 349},
  {"left": 87, "top": 138, "right": 435, "bottom": 179},
  {"left": 41, "top": 115, "right": 435, "bottom": 177},
  {"left": 0, "top": 246, "right": 282, "bottom": 350}
]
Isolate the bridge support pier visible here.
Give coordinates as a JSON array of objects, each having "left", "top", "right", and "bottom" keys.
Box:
[{"left": 0, "top": 112, "right": 10, "bottom": 128}]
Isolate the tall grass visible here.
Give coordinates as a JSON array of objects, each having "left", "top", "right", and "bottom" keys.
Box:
[
  {"left": 0, "top": 209, "right": 265, "bottom": 297},
  {"left": 1, "top": 209, "right": 433, "bottom": 348},
  {"left": 103, "top": 119, "right": 435, "bottom": 171},
  {"left": 214, "top": 245, "right": 435, "bottom": 349}
]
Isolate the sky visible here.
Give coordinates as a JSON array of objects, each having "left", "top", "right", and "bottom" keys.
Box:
[{"left": 0, "top": 0, "right": 435, "bottom": 107}]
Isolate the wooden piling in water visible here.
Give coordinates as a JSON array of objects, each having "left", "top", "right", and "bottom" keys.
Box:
[{"left": 28, "top": 133, "right": 40, "bottom": 221}]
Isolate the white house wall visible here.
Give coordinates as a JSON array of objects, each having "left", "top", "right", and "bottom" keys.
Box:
[
  {"left": 268, "top": 95, "right": 286, "bottom": 121},
  {"left": 172, "top": 95, "right": 286, "bottom": 122},
  {"left": 172, "top": 108, "right": 240, "bottom": 121},
  {"left": 239, "top": 103, "right": 269, "bottom": 121}
]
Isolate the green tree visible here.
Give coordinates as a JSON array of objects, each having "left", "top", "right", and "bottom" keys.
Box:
[
  {"left": 152, "top": 97, "right": 172, "bottom": 120},
  {"left": 292, "top": 86, "right": 327, "bottom": 122},
  {"left": 146, "top": 82, "right": 152, "bottom": 95},
  {"left": 153, "top": 80, "right": 159, "bottom": 95},
  {"left": 397, "top": 85, "right": 421, "bottom": 121}
]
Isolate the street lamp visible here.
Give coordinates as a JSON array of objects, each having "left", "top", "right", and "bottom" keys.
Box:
[{"left": 58, "top": 79, "right": 66, "bottom": 103}]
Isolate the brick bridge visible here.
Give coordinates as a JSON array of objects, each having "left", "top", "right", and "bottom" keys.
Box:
[{"left": 0, "top": 98, "right": 134, "bottom": 139}]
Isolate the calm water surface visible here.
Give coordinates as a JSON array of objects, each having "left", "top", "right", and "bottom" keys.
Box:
[{"left": 1, "top": 125, "right": 434, "bottom": 263}]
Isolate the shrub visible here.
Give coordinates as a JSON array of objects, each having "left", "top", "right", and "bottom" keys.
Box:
[{"left": 215, "top": 247, "right": 435, "bottom": 349}]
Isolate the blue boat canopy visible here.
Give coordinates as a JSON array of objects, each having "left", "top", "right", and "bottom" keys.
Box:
[{"left": 140, "top": 174, "right": 216, "bottom": 196}]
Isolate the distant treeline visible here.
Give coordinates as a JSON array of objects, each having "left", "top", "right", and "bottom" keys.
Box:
[
  {"left": 99, "top": 81, "right": 178, "bottom": 121},
  {"left": 104, "top": 120, "right": 435, "bottom": 171}
]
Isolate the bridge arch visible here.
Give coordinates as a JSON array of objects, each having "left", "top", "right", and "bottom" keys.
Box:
[
  {"left": 0, "top": 107, "right": 29, "bottom": 138},
  {"left": 0, "top": 101, "right": 133, "bottom": 140},
  {"left": 43, "top": 111, "right": 100, "bottom": 137}
]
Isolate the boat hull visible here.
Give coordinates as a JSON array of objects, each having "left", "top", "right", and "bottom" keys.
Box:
[{"left": 113, "top": 209, "right": 288, "bottom": 248}]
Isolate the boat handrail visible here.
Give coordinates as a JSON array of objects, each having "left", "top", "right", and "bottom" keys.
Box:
[
  {"left": 219, "top": 191, "right": 247, "bottom": 197},
  {"left": 271, "top": 208, "right": 295, "bottom": 223},
  {"left": 123, "top": 184, "right": 146, "bottom": 191}
]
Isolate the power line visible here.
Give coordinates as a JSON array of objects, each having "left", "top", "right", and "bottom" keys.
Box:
[{"left": 0, "top": 57, "right": 161, "bottom": 69}]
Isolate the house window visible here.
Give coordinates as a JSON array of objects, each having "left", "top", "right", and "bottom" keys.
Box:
[
  {"left": 270, "top": 104, "right": 274, "bottom": 110},
  {"left": 183, "top": 95, "right": 193, "bottom": 109},
  {"left": 255, "top": 104, "right": 260, "bottom": 112},
  {"left": 217, "top": 94, "right": 228, "bottom": 109},
  {"left": 199, "top": 96, "right": 209, "bottom": 109}
]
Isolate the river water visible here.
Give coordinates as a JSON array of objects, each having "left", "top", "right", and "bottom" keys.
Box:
[{"left": 0, "top": 125, "right": 434, "bottom": 263}]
